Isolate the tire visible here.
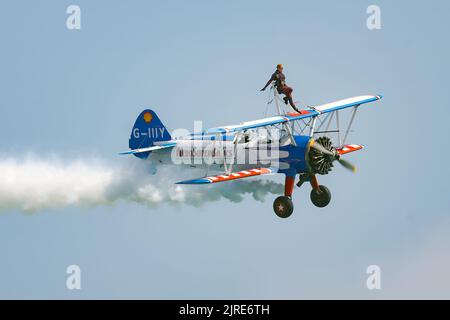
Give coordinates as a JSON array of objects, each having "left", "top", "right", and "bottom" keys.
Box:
[
  {"left": 273, "top": 196, "right": 294, "bottom": 218},
  {"left": 310, "top": 185, "right": 331, "bottom": 208}
]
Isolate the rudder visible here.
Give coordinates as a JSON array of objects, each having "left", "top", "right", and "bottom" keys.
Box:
[{"left": 129, "top": 109, "right": 172, "bottom": 158}]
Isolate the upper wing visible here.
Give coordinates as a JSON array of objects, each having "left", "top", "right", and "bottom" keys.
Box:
[
  {"left": 192, "top": 95, "right": 382, "bottom": 136},
  {"left": 176, "top": 168, "right": 274, "bottom": 184},
  {"left": 313, "top": 95, "right": 382, "bottom": 113},
  {"left": 193, "top": 114, "right": 312, "bottom": 136}
]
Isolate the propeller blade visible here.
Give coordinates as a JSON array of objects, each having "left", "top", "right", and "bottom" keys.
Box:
[
  {"left": 338, "top": 158, "right": 357, "bottom": 172},
  {"left": 311, "top": 141, "right": 334, "bottom": 157}
]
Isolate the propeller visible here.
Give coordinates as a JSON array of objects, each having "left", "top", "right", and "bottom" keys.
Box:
[
  {"left": 310, "top": 141, "right": 334, "bottom": 157},
  {"left": 309, "top": 137, "right": 357, "bottom": 174},
  {"left": 337, "top": 157, "right": 357, "bottom": 173}
]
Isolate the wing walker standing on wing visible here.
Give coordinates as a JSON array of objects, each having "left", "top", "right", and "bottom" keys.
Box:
[{"left": 261, "top": 64, "right": 300, "bottom": 113}]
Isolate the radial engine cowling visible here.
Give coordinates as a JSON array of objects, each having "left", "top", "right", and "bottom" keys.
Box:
[{"left": 308, "top": 136, "right": 336, "bottom": 175}]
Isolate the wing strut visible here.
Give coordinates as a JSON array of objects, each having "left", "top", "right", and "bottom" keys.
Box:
[{"left": 342, "top": 106, "right": 358, "bottom": 146}]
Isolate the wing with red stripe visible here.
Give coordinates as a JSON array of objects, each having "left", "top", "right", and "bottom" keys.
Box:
[
  {"left": 189, "top": 95, "right": 382, "bottom": 136},
  {"left": 336, "top": 144, "right": 363, "bottom": 155},
  {"left": 176, "top": 168, "right": 274, "bottom": 185}
]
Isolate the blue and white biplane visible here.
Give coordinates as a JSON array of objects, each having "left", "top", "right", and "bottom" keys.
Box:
[{"left": 121, "top": 85, "right": 382, "bottom": 218}]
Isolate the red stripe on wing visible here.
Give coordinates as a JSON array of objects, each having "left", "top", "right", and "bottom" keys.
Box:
[
  {"left": 206, "top": 168, "right": 272, "bottom": 183},
  {"left": 286, "top": 109, "right": 311, "bottom": 117},
  {"left": 336, "top": 144, "right": 363, "bottom": 155}
]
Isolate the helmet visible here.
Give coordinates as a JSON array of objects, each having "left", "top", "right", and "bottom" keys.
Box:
[{"left": 276, "top": 64, "right": 283, "bottom": 69}]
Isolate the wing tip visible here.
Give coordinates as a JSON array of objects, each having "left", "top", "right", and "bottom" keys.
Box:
[
  {"left": 176, "top": 178, "right": 211, "bottom": 185},
  {"left": 118, "top": 150, "right": 134, "bottom": 155}
]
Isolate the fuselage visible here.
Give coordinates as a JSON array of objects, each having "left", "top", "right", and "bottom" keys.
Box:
[{"left": 149, "top": 134, "right": 313, "bottom": 176}]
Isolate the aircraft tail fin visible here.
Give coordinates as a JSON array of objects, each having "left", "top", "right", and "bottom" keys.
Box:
[{"left": 128, "top": 109, "right": 172, "bottom": 159}]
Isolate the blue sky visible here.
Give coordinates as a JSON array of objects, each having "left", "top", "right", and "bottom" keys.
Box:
[{"left": 0, "top": 0, "right": 449, "bottom": 299}]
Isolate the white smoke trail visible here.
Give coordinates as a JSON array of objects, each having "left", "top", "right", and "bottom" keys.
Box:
[{"left": 0, "top": 154, "right": 283, "bottom": 212}]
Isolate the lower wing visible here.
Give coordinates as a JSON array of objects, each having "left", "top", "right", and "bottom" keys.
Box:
[{"left": 176, "top": 168, "right": 275, "bottom": 184}]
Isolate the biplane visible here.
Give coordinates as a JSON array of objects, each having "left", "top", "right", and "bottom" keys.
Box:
[{"left": 121, "top": 84, "right": 382, "bottom": 218}]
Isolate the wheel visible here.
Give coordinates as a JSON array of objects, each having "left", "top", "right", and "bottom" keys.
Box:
[
  {"left": 310, "top": 185, "right": 331, "bottom": 208},
  {"left": 273, "top": 196, "right": 294, "bottom": 218}
]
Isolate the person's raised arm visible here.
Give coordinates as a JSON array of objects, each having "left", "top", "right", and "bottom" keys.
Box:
[{"left": 261, "top": 73, "right": 275, "bottom": 91}]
